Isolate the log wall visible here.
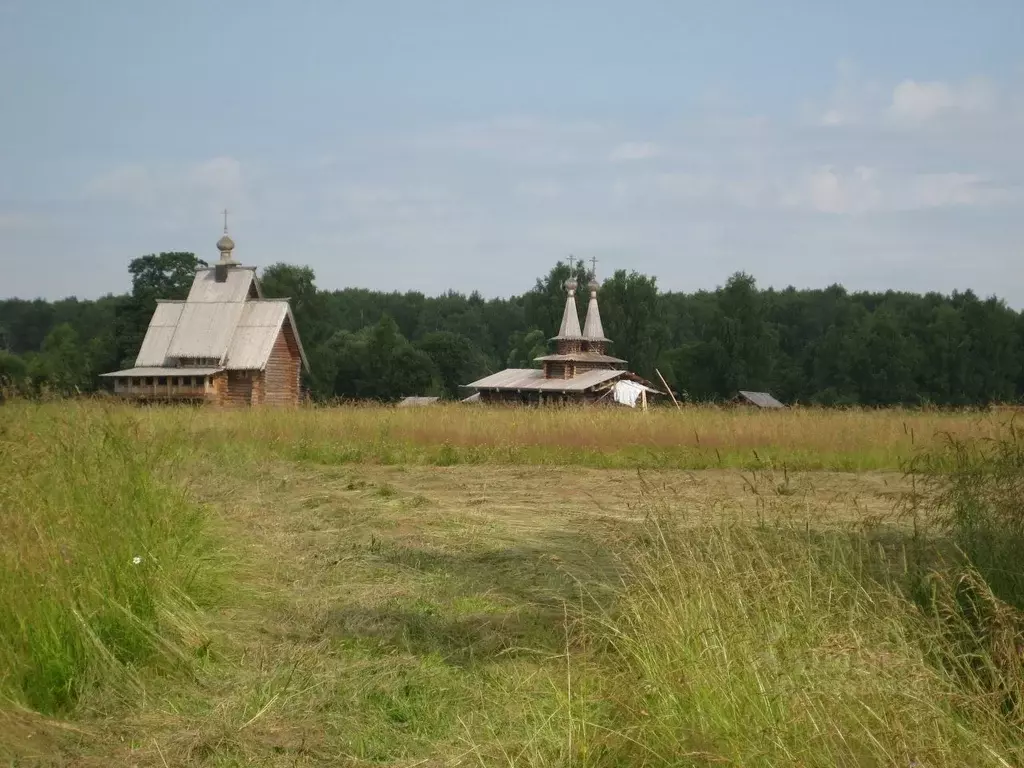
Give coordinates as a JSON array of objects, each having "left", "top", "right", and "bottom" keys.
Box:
[{"left": 262, "top": 319, "right": 302, "bottom": 406}]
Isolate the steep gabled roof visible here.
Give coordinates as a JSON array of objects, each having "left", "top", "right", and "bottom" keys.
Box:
[
  {"left": 128, "top": 270, "right": 309, "bottom": 373},
  {"left": 225, "top": 301, "right": 310, "bottom": 372},
  {"left": 135, "top": 302, "right": 185, "bottom": 367}
]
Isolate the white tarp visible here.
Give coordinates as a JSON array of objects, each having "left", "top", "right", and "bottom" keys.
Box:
[{"left": 612, "top": 379, "right": 647, "bottom": 408}]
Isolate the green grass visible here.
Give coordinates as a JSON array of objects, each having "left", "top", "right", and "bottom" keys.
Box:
[
  {"left": 580, "top": 518, "right": 1023, "bottom": 766},
  {"left": 1, "top": 400, "right": 1022, "bottom": 766},
  {"left": 0, "top": 403, "right": 218, "bottom": 718}
]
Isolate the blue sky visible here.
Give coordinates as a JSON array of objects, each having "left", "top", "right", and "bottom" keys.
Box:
[{"left": 2, "top": 1, "right": 1023, "bottom": 303}]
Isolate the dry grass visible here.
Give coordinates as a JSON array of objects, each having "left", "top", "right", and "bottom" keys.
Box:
[
  {"left": 158, "top": 402, "right": 1003, "bottom": 471},
  {"left": 2, "top": 401, "right": 1022, "bottom": 766}
]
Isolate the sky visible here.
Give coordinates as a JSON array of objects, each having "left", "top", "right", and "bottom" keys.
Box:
[{"left": 1, "top": 1, "right": 1023, "bottom": 304}]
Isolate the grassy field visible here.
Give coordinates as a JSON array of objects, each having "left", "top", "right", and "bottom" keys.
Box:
[
  {"left": 158, "top": 401, "right": 1002, "bottom": 471},
  {"left": 1, "top": 401, "right": 1022, "bottom": 766}
]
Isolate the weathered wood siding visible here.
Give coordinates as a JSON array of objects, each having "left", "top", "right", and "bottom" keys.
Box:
[
  {"left": 208, "top": 373, "right": 227, "bottom": 405},
  {"left": 262, "top": 319, "right": 301, "bottom": 406},
  {"left": 224, "top": 371, "right": 254, "bottom": 406}
]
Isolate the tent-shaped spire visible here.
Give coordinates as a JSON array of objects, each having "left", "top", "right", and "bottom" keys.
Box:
[
  {"left": 553, "top": 277, "right": 582, "bottom": 340},
  {"left": 582, "top": 278, "right": 609, "bottom": 343}
]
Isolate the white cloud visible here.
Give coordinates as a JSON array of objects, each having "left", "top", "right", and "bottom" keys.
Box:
[
  {"left": 781, "top": 167, "right": 1003, "bottom": 215},
  {"left": 609, "top": 142, "right": 661, "bottom": 162},
  {"left": 812, "top": 65, "right": 999, "bottom": 127},
  {"left": 888, "top": 78, "right": 996, "bottom": 121}
]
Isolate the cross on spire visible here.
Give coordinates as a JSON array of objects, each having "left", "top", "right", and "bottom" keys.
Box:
[
  {"left": 222, "top": 208, "right": 229, "bottom": 234},
  {"left": 589, "top": 256, "right": 598, "bottom": 280}
]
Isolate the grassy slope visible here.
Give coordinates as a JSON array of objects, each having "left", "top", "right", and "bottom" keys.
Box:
[{"left": 2, "top": 402, "right": 1022, "bottom": 766}]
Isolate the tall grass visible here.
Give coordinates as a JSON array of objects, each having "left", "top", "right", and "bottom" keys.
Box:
[
  {"left": 571, "top": 517, "right": 1024, "bottom": 767},
  {"left": 0, "top": 402, "right": 216, "bottom": 715},
  {"left": 138, "top": 401, "right": 1003, "bottom": 472},
  {"left": 906, "top": 423, "right": 1024, "bottom": 608}
]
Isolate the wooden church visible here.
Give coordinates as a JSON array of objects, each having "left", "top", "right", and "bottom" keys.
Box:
[
  {"left": 464, "top": 272, "right": 660, "bottom": 406},
  {"left": 101, "top": 227, "right": 309, "bottom": 406}
]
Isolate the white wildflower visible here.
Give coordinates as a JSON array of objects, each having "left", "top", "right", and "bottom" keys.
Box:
[{"left": 132, "top": 556, "right": 142, "bottom": 566}]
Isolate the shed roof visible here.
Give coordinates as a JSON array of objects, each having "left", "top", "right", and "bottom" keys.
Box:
[
  {"left": 397, "top": 396, "right": 441, "bottom": 407},
  {"left": 534, "top": 352, "right": 626, "bottom": 364},
  {"left": 737, "top": 390, "right": 785, "bottom": 409},
  {"left": 466, "top": 367, "right": 625, "bottom": 392},
  {"left": 100, "top": 366, "right": 223, "bottom": 378}
]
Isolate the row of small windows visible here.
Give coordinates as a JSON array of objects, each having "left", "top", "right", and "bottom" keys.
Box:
[{"left": 126, "top": 376, "right": 208, "bottom": 387}]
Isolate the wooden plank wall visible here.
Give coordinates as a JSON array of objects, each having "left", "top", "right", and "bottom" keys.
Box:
[
  {"left": 262, "top": 319, "right": 301, "bottom": 406},
  {"left": 224, "top": 371, "right": 253, "bottom": 406}
]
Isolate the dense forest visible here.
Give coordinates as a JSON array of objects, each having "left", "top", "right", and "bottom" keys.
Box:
[{"left": 2, "top": 251, "right": 1023, "bottom": 406}]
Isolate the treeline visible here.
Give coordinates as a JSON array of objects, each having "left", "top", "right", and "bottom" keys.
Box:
[{"left": 2, "top": 252, "right": 1023, "bottom": 406}]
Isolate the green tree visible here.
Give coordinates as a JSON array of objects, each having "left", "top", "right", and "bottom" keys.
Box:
[
  {"left": 597, "top": 269, "right": 666, "bottom": 377},
  {"left": 0, "top": 351, "right": 28, "bottom": 397},
  {"left": 715, "top": 272, "right": 778, "bottom": 393},
  {"left": 35, "top": 323, "right": 87, "bottom": 394},
  {"left": 321, "top": 316, "right": 439, "bottom": 402},
  {"left": 506, "top": 329, "right": 548, "bottom": 368},
  {"left": 129, "top": 252, "right": 207, "bottom": 300},
  {"left": 260, "top": 263, "right": 324, "bottom": 340},
  {"left": 415, "top": 331, "right": 484, "bottom": 399}
]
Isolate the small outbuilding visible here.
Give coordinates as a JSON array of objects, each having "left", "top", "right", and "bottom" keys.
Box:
[
  {"left": 397, "top": 396, "right": 441, "bottom": 407},
  {"left": 732, "top": 390, "right": 785, "bottom": 409}
]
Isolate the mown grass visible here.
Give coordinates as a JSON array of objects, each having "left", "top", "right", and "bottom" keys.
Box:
[{"left": 1, "top": 400, "right": 1022, "bottom": 766}]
